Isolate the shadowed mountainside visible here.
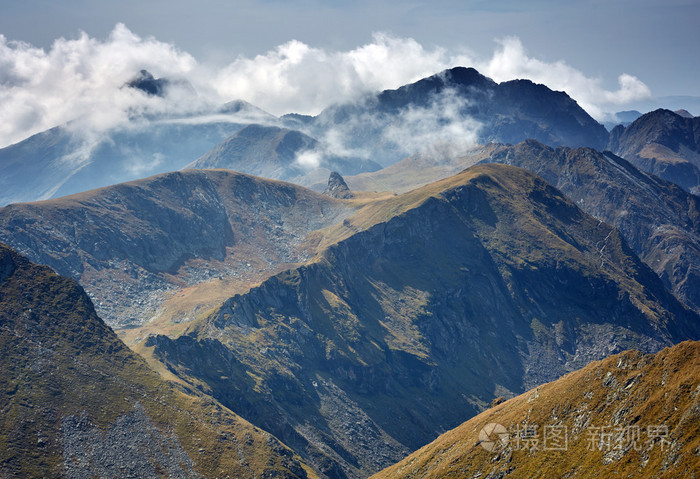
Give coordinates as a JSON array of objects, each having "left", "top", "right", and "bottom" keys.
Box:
[
  {"left": 474, "top": 140, "right": 700, "bottom": 315},
  {"left": 0, "top": 100, "right": 273, "bottom": 206}
]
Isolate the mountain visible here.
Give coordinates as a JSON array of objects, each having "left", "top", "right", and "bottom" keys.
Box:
[
  {"left": 0, "top": 100, "right": 275, "bottom": 206},
  {"left": 373, "top": 340, "right": 700, "bottom": 479},
  {"left": 302, "top": 67, "right": 609, "bottom": 167},
  {"left": 343, "top": 139, "right": 700, "bottom": 316},
  {"left": 145, "top": 164, "right": 699, "bottom": 477},
  {"left": 185, "top": 124, "right": 381, "bottom": 187},
  {"left": 0, "top": 243, "right": 312, "bottom": 478},
  {"left": 472, "top": 140, "right": 700, "bottom": 315},
  {"left": 607, "top": 109, "right": 700, "bottom": 194},
  {"left": 0, "top": 169, "right": 355, "bottom": 327},
  {"left": 125, "top": 69, "right": 173, "bottom": 97},
  {"left": 602, "top": 110, "right": 643, "bottom": 130}
]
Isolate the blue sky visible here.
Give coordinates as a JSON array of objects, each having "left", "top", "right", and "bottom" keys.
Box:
[{"left": 0, "top": 0, "right": 698, "bottom": 146}]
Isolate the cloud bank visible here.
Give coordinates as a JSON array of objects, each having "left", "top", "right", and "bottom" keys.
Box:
[
  {"left": 0, "top": 24, "right": 652, "bottom": 149},
  {"left": 482, "top": 37, "right": 651, "bottom": 120}
]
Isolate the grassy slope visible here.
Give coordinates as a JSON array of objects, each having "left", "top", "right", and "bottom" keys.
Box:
[
  {"left": 0, "top": 243, "right": 314, "bottom": 478},
  {"left": 373, "top": 340, "right": 700, "bottom": 479}
]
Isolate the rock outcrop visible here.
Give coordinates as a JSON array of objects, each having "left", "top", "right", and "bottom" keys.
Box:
[{"left": 323, "top": 171, "right": 354, "bottom": 199}]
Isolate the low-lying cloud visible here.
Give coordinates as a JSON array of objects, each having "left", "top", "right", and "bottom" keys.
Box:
[{"left": 0, "top": 24, "right": 652, "bottom": 149}]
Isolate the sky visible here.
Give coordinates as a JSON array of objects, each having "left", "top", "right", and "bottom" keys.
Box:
[{"left": 0, "top": 0, "right": 698, "bottom": 148}]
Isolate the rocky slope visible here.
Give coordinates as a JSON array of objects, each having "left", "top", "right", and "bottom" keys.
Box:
[
  {"left": 303, "top": 67, "right": 609, "bottom": 167},
  {"left": 0, "top": 243, "right": 312, "bottom": 478},
  {"left": 147, "top": 164, "right": 699, "bottom": 478},
  {"left": 608, "top": 109, "right": 700, "bottom": 194},
  {"left": 373, "top": 340, "right": 700, "bottom": 479},
  {"left": 0, "top": 169, "right": 355, "bottom": 327},
  {"left": 474, "top": 140, "right": 700, "bottom": 315}
]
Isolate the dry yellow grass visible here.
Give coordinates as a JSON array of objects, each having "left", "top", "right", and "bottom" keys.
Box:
[{"left": 373, "top": 341, "right": 700, "bottom": 479}]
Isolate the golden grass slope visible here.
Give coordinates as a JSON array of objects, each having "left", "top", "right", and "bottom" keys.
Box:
[{"left": 373, "top": 341, "right": 700, "bottom": 479}]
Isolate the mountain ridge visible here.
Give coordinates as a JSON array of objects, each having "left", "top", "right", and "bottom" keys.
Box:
[{"left": 0, "top": 168, "right": 355, "bottom": 327}]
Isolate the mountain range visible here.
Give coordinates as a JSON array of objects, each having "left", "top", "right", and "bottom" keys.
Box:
[
  {"left": 1, "top": 64, "right": 699, "bottom": 478},
  {"left": 0, "top": 66, "right": 646, "bottom": 207}
]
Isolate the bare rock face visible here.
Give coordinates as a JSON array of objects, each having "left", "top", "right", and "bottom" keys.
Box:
[{"left": 323, "top": 171, "right": 354, "bottom": 199}]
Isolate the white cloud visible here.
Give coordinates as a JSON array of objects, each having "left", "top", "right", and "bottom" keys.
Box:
[
  {"left": 479, "top": 37, "right": 651, "bottom": 119},
  {"left": 0, "top": 25, "right": 653, "bottom": 149},
  {"left": 212, "top": 32, "right": 472, "bottom": 117},
  {"left": 0, "top": 23, "right": 202, "bottom": 148},
  {"left": 294, "top": 149, "right": 323, "bottom": 169},
  {"left": 381, "top": 88, "right": 482, "bottom": 160}
]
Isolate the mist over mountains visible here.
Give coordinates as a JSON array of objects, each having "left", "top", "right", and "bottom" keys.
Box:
[{"left": 1, "top": 66, "right": 619, "bottom": 205}]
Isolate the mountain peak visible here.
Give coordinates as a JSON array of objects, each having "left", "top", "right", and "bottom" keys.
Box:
[
  {"left": 441, "top": 66, "right": 497, "bottom": 89},
  {"left": 125, "top": 69, "right": 170, "bottom": 97}
]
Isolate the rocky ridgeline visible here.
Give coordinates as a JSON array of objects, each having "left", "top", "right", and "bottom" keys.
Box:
[{"left": 0, "top": 169, "right": 355, "bottom": 327}]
